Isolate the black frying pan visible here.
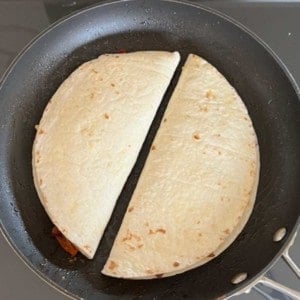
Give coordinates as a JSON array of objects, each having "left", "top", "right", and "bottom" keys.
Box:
[{"left": 0, "top": 0, "right": 299, "bottom": 299}]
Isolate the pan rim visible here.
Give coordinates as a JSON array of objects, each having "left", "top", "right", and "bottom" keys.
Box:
[{"left": 0, "top": 0, "right": 299, "bottom": 299}]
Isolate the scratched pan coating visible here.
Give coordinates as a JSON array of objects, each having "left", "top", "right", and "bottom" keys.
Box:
[{"left": 0, "top": 0, "right": 299, "bottom": 299}]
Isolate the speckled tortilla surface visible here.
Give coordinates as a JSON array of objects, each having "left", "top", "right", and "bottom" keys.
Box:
[
  {"left": 32, "top": 51, "right": 180, "bottom": 259},
  {"left": 102, "top": 54, "right": 260, "bottom": 279}
]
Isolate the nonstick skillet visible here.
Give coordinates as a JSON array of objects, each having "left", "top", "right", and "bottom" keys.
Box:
[{"left": 0, "top": 0, "right": 299, "bottom": 299}]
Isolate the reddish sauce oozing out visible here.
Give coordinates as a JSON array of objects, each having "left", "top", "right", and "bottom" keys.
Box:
[
  {"left": 51, "top": 226, "right": 78, "bottom": 257},
  {"left": 117, "top": 49, "right": 127, "bottom": 54}
]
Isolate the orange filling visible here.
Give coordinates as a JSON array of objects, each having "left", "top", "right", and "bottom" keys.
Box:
[{"left": 51, "top": 226, "right": 78, "bottom": 257}]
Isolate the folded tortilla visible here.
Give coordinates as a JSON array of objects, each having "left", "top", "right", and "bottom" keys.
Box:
[
  {"left": 32, "top": 51, "right": 180, "bottom": 259},
  {"left": 102, "top": 54, "right": 260, "bottom": 278}
]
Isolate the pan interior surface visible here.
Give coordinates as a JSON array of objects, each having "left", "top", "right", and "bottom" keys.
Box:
[{"left": 0, "top": 0, "right": 299, "bottom": 299}]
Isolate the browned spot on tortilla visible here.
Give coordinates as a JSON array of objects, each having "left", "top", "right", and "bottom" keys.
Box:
[
  {"left": 38, "top": 128, "right": 44, "bottom": 134},
  {"left": 91, "top": 69, "right": 98, "bottom": 74},
  {"left": 223, "top": 229, "right": 230, "bottom": 234},
  {"left": 83, "top": 245, "right": 91, "bottom": 251},
  {"left": 103, "top": 113, "right": 110, "bottom": 119},
  {"left": 218, "top": 150, "right": 221, "bottom": 155},
  {"left": 196, "top": 256, "right": 201, "bottom": 259},
  {"left": 197, "top": 221, "right": 201, "bottom": 224},
  {"left": 193, "top": 132, "right": 200, "bottom": 140},
  {"left": 81, "top": 127, "right": 93, "bottom": 137},
  {"left": 244, "top": 116, "right": 248, "bottom": 121},
  {"left": 146, "top": 270, "right": 153, "bottom": 274},
  {"left": 111, "top": 83, "right": 115, "bottom": 87},
  {"left": 128, "top": 245, "right": 135, "bottom": 251},
  {"left": 217, "top": 134, "right": 221, "bottom": 137},
  {"left": 163, "top": 118, "right": 167, "bottom": 123},
  {"left": 145, "top": 222, "right": 149, "bottom": 227},
  {"left": 122, "top": 230, "right": 141, "bottom": 242},
  {"left": 115, "top": 91, "right": 120, "bottom": 94},
  {"left": 133, "top": 234, "right": 141, "bottom": 241},
  {"left": 39, "top": 178, "right": 43, "bottom": 185},
  {"left": 137, "top": 244, "right": 144, "bottom": 249},
  {"left": 122, "top": 232, "right": 131, "bottom": 242},
  {"left": 115, "top": 55, "right": 119, "bottom": 58},
  {"left": 238, "top": 216, "right": 241, "bottom": 220},
  {"left": 221, "top": 197, "right": 224, "bottom": 202},
  {"left": 217, "top": 182, "right": 221, "bottom": 186},
  {"left": 99, "top": 78, "right": 103, "bottom": 81},
  {"left": 128, "top": 206, "right": 134, "bottom": 212},
  {"left": 155, "top": 274, "right": 164, "bottom": 278},
  {"left": 250, "top": 169, "right": 255, "bottom": 176},
  {"left": 90, "top": 92, "right": 95, "bottom": 99},
  {"left": 208, "top": 253, "right": 215, "bottom": 258},
  {"left": 198, "top": 233, "right": 202, "bottom": 237},
  {"left": 108, "top": 260, "right": 118, "bottom": 270},
  {"left": 149, "top": 228, "right": 166, "bottom": 234},
  {"left": 205, "top": 90, "right": 215, "bottom": 100},
  {"left": 200, "top": 106, "right": 208, "bottom": 112},
  {"left": 173, "top": 262, "right": 180, "bottom": 267},
  {"left": 151, "top": 145, "right": 156, "bottom": 150}
]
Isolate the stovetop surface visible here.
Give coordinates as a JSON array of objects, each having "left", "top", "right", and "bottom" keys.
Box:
[{"left": 0, "top": 1, "right": 299, "bottom": 299}]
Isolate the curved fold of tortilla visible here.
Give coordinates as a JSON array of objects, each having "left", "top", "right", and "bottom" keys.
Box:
[
  {"left": 102, "top": 54, "right": 260, "bottom": 278},
  {"left": 32, "top": 51, "right": 180, "bottom": 259}
]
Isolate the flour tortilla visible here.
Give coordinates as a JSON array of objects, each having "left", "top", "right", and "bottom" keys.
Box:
[
  {"left": 102, "top": 54, "right": 260, "bottom": 279},
  {"left": 32, "top": 51, "right": 180, "bottom": 259}
]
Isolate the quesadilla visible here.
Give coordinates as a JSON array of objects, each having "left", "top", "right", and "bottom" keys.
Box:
[
  {"left": 102, "top": 54, "right": 260, "bottom": 278},
  {"left": 32, "top": 51, "right": 180, "bottom": 259}
]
